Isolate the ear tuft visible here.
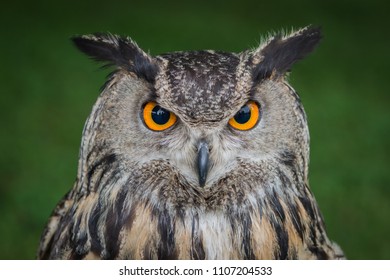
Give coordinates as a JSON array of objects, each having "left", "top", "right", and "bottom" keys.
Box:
[
  {"left": 72, "top": 33, "right": 158, "bottom": 83},
  {"left": 252, "top": 26, "right": 322, "bottom": 81}
]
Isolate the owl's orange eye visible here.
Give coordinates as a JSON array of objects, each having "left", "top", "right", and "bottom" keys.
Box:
[
  {"left": 228, "top": 101, "right": 260, "bottom": 131},
  {"left": 143, "top": 101, "right": 177, "bottom": 131}
]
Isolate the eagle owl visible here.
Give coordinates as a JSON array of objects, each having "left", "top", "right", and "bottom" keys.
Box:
[{"left": 38, "top": 26, "right": 344, "bottom": 259}]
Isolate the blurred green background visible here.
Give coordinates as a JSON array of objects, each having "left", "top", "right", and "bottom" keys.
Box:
[{"left": 0, "top": 0, "right": 389, "bottom": 259}]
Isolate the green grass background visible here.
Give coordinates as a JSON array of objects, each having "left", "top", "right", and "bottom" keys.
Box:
[{"left": 0, "top": 0, "right": 389, "bottom": 259}]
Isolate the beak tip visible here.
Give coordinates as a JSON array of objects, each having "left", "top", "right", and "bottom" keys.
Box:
[{"left": 199, "top": 176, "right": 207, "bottom": 188}]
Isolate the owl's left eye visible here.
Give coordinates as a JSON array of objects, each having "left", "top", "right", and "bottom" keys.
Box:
[
  {"left": 228, "top": 101, "right": 260, "bottom": 131},
  {"left": 142, "top": 101, "right": 177, "bottom": 131}
]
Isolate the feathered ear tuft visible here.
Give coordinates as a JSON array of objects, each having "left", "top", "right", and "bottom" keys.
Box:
[
  {"left": 72, "top": 33, "right": 159, "bottom": 83},
  {"left": 252, "top": 26, "right": 322, "bottom": 81}
]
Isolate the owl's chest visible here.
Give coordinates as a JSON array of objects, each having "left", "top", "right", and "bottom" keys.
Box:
[{"left": 114, "top": 204, "right": 307, "bottom": 260}]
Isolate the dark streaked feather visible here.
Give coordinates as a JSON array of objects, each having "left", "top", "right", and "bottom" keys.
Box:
[
  {"left": 72, "top": 33, "right": 159, "bottom": 83},
  {"left": 253, "top": 26, "right": 322, "bottom": 81}
]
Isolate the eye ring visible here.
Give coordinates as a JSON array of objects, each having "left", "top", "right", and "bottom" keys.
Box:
[
  {"left": 228, "top": 101, "right": 260, "bottom": 131},
  {"left": 142, "top": 101, "right": 177, "bottom": 131}
]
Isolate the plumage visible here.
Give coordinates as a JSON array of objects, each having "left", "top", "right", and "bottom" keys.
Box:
[{"left": 38, "top": 26, "right": 344, "bottom": 259}]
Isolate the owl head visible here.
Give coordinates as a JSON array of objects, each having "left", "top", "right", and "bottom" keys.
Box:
[{"left": 73, "top": 27, "right": 321, "bottom": 197}]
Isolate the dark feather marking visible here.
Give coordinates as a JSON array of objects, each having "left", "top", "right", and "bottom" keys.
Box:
[
  {"left": 312, "top": 247, "right": 329, "bottom": 260},
  {"left": 228, "top": 209, "right": 237, "bottom": 236},
  {"left": 69, "top": 218, "right": 88, "bottom": 259},
  {"left": 253, "top": 26, "right": 322, "bottom": 82},
  {"left": 70, "top": 247, "right": 85, "bottom": 259},
  {"left": 38, "top": 190, "right": 74, "bottom": 259},
  {"left": 269, "top": 189, "right": 286, "bottom": 222},
  {"left": 274, "top": 166, "right": 305, "bottom": 240},
  {"left": 276, "top": 167, "right": 294, "bottom": 192},
  {"left": 72, "top": 33, "right": 159, "bottom": 83},
  {"left": 268, "top": 188, "right": 289, "bottom": 259},
  {"left": 279, "top": 150, "right": 296, "bottom": 168},
  {"left": 93, "top": 164, "right": 112, "bottom": 192},
  {"left": 298, "top": 196, "right": 315, "bottom": 220},
  {"left": 305, "top": 205, "right": 330, "bottom": 260},
  {"left": 75, "top": 236, "right": 88, "bottom": 259},
  {"left": 307, "top": 225, "right": 329, "bottom": 260},
  {"left": 102, "top": 168, "right": 122, "bottom": 191},
  {"left": 69, "top": 239, "right": 86, "bottom": 259},
  {"left": 241, "top": 212, "right": 255, "bottom": 259},
  {"left": 88, "top": 200, "right": 103, "bottom": 255},
  {"left": 190, "top": 213, "right": 205, "bottom": 260},
  {"left": 288, "top": 203, "right": 304, "bottom": 240},
  {"left": 270, "top": 216, "right": 289, "bottom": 259},
  {"left": 49, "top": 204, "right": 76, "bottom": 259},
  {"left": 315, "top": 210, "right": 329, "bottom": 246},
  {"left": 88, "top": 153, "right": 116, "bottom": 174},
  {"left": 87, "top": 153, "right": 116, "bottom": 192},
  {"left": 104, "top": 187, "right": 128, "bottom": 259},
  {"left": 278, "top": 163, "right": 304, "bottom": 196},
  {"left": 309, "top": 211, "right": 332, "bottom": 259},
  {"left": 154, "top": 207, "right": 177, "bottom": 259},
  {"left": 286, "top": 162, "right": 303, "bottom": 192}
]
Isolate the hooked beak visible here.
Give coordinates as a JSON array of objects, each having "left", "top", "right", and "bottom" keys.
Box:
[{"left": 197, "top": 140, "right": 209, "bottom": 188}]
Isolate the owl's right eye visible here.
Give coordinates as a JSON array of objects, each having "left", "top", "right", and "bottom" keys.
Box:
[
  {"left": 228, "top": 101, "right": 260, "bottom": 131},
  {"left": 142, "top": 101, "right": 177, "bottom": 131}
]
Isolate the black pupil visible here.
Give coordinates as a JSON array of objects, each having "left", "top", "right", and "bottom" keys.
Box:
[
  {"left": 151, "top": 105, "right": 170, "bottom": 125},
  {"left": 234, "top": 105, "right": 251, "bottom": 124}
]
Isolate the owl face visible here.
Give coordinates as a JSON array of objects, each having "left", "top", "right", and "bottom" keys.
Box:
[{"left": 77, "top": 30, "right": 317, "bottom": 193}]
